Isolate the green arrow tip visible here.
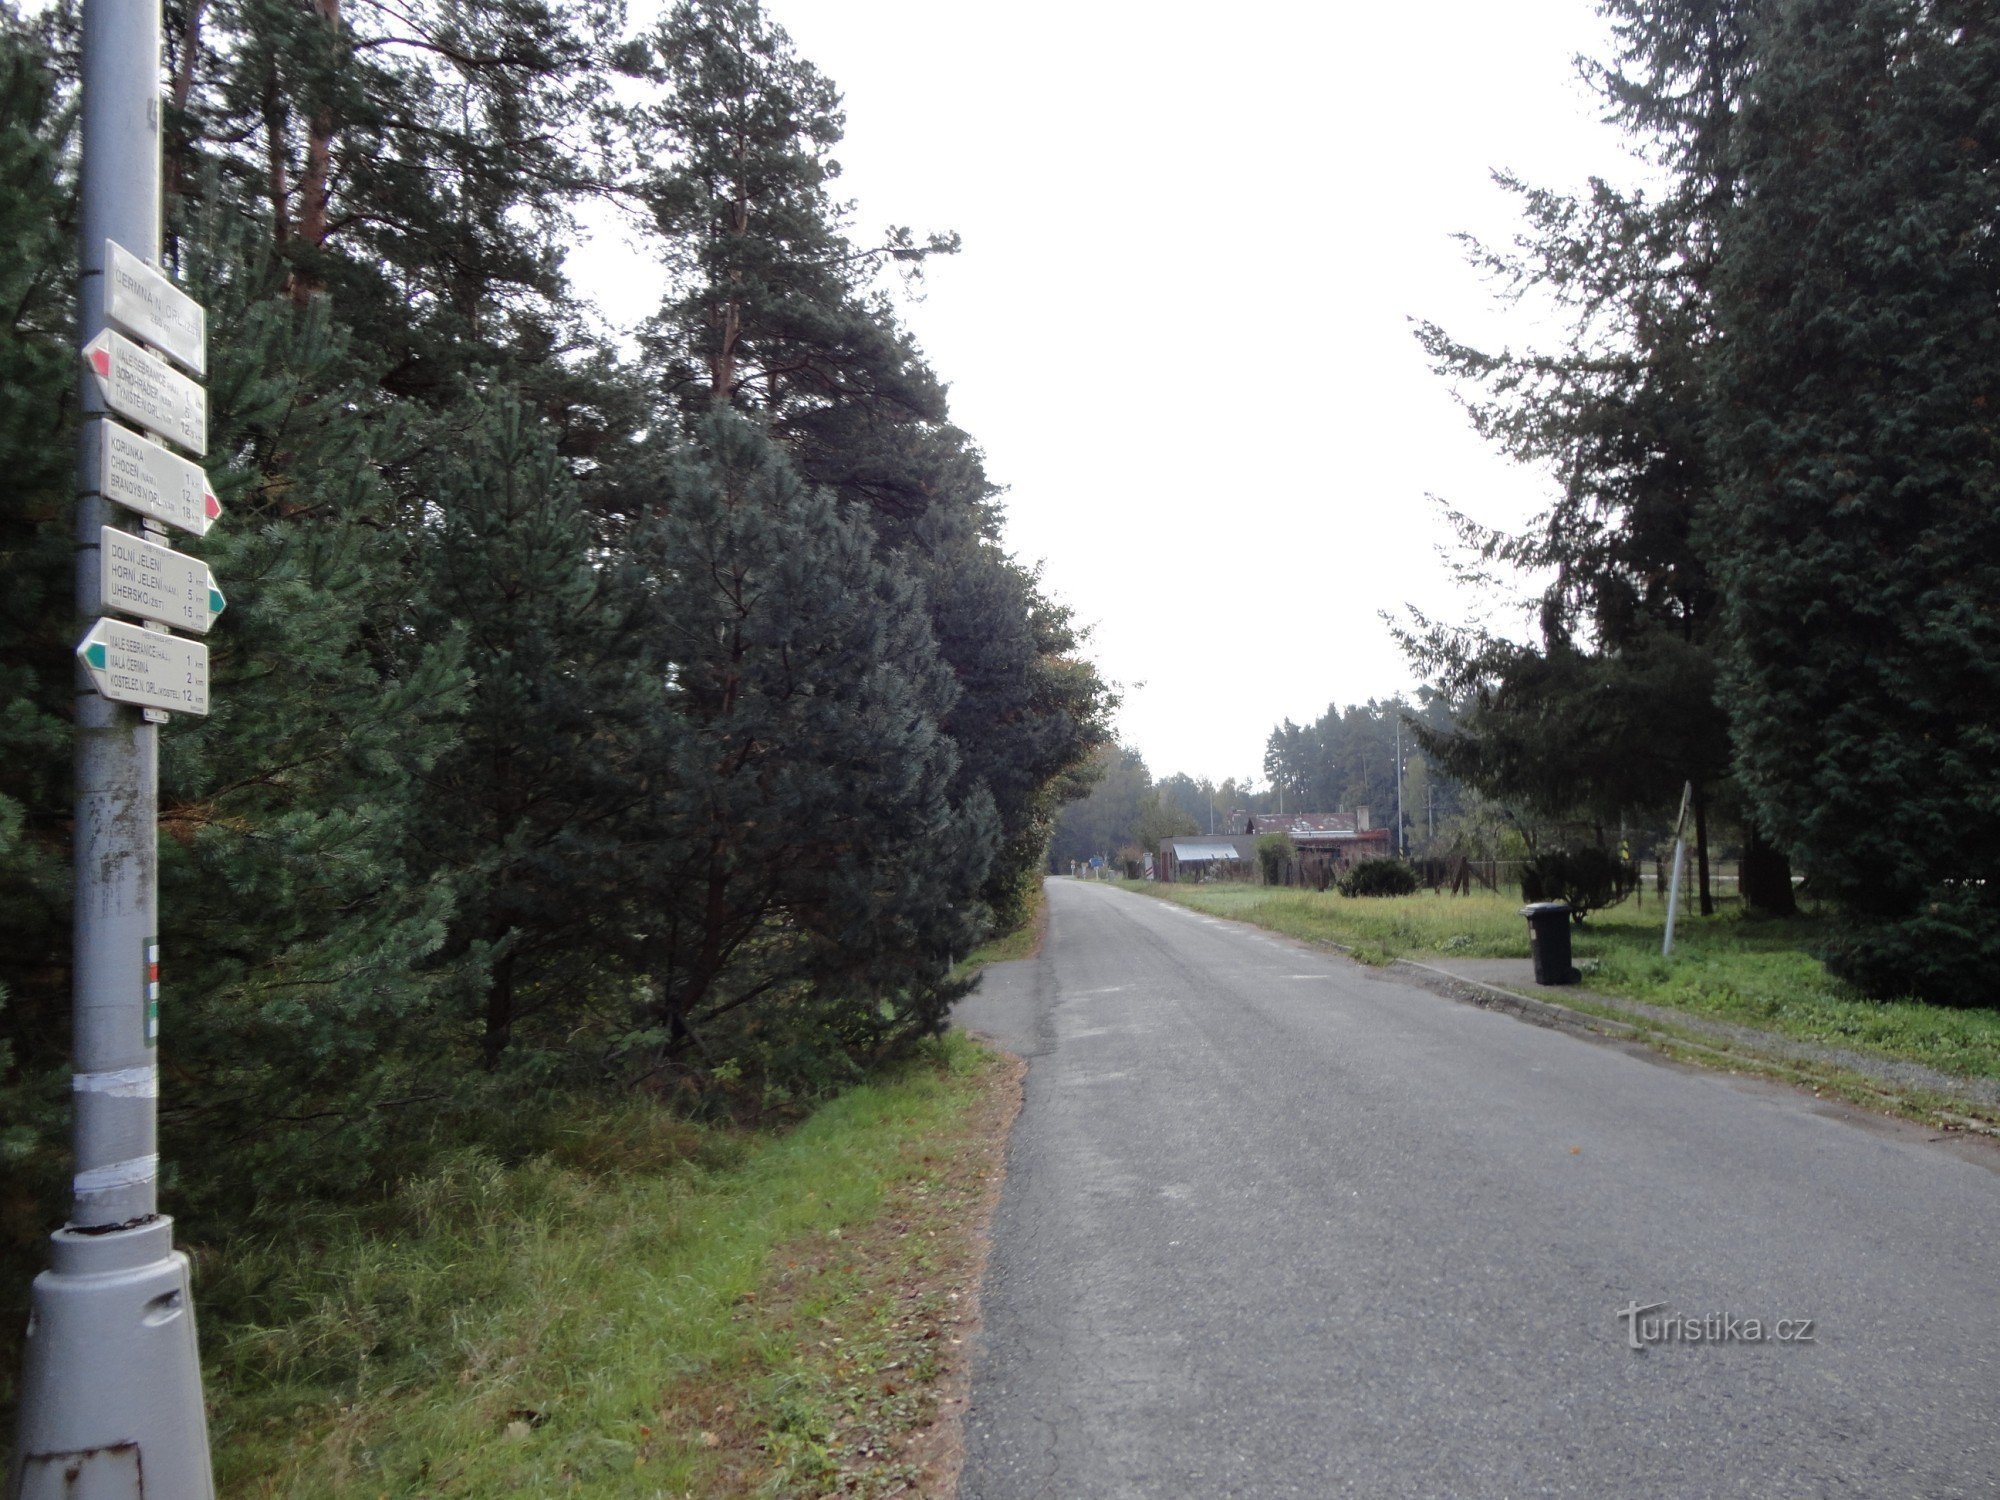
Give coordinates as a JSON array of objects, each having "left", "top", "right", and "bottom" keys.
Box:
[
  {"left": 84, "top": 642, "right": 107, "bottom": 670},
  {"left": 210, "top": 587, "right": 226, "bottom": 615}
]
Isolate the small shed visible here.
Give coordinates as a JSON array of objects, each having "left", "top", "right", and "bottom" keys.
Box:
[
  {"left": 1157, "top": 835, "right": 1259, "bottom": 883},
  {"left": 1157, "top": 811, "right": 1394, "bottom": 886}
]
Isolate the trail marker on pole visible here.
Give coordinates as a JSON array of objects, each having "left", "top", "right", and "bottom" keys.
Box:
[
  {"left": 99, "top": 526, "right": 225, "bottom": 634},
  {"left": 75, "top": 618, "right": 211, "bottom": 718},
  {"left": 104, "top": 238, "right": 205, "bottom": 377},
  {"left": 81, "top": 327, "right": 206, "bottom": 455},
  {"left": 96, "top": 419, "right": 222, "bottom": 536}
]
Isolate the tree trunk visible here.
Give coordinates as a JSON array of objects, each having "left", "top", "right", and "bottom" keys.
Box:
[
  {"left": 262, "top": 63, "right": 289, "bottom": 248},
  {"left": 290, "top": 0, "right": 341, "bottom": 305},
  {"left": 483, "top": 941, "right": 515, "bottom": 1068},
  {"left": 1693, "top": 781, "right": 1714, "bottom": 916},
  {"left": 1739, "top": 820, "right": 1798, "bottom": 916}
]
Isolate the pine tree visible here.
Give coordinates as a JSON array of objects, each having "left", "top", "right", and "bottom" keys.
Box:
[
  {"left": 630, "top": 413, "right": 985, "bottom": 1073},
  {"left": 0, "top": 2, "right": 82, "bottom": 1285},
  {"left": 164, "top": 0, "right": 624, "bottom": 400},
  {"left": 152, "top": 199, "right": 472, "bottom": 1212},
  {"left": 1711, "top": 0, "right": 2000, "bottom": 1000},
  {"left": 635, "top": 0, "right": 1109, "bottom": 931},
  {"left": 407, "top": 391, "right": 653, "bottom": 1065}
]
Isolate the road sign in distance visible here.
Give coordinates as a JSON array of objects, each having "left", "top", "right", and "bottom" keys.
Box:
[
  {"left": 75, "top": 617, "right": 210, "bottom": 716},
  {"left": 103, "top": 240, "right": 205, "bottom": 377},
  {"left": 97, "top": 420, "right": 221, "bottom": 537},
  {"left": 99, "top": 526, "right": 224, "bottom": 635},
  {"left": 81, "top": 328, "right": 206, "bottom": 455}
]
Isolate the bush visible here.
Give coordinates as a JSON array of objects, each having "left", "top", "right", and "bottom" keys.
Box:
[
  {"left": 1338, "top": 858, "right": 1420, "bottom": 898},
  {"left": 1822, "top": 884, "right": 2000, "bottom": 1008},
  {"left": 1255, "top": 832, "right": 1295, "bottom": 885},
  {"left": 1519, "top": 846, "right": 1639, "bottom": 921}
]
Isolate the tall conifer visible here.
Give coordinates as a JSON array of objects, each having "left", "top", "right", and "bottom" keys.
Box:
[{"left": 1711, "top": 0, "right": 2000, "bottom": 999}]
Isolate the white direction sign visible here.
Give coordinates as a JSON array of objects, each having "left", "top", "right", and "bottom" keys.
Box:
[
  {"left": 81, "top": 329, "right": 206, "bottom": 455},
  {"left": 103, "top": 240, "right": 206, "bottom": 377},
  {"left": 75, "top": 618, "right": 210, "bottom": 716},
  {"left": 99, "top": 526, "right": 225, "bottom": 635},
  {"left": 97, "top": 420, "right": 221, "bottom": 537}
]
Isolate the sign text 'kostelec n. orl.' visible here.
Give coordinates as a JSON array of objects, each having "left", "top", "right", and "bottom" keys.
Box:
[
  {"left": 75, "top": 617, "right": 209, "bottom": 716},
  {"left": 103, "top": 239, "right": 206, "bottom": 377},
  {"left": 99, "top": 526, "right": 225, "bottom": 635},
  {"left": 97, "top": 419, "right": 222, "bottom": 537},
  {"left": 81, "top": 328, "right": 206, "bottom": 455}
]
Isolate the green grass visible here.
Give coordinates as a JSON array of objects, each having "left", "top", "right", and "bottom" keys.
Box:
[
  {"left": 949, "top": 885, "right": 1047, "bottom": 985},
  {"left": 1136, "top": 883, "right": 2000, "bottom": 1083},
  {"left": 204, "top": 1031, "right": 1002, "bottom": 1497}
]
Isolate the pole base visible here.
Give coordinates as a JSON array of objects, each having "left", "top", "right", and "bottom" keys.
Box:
[{"left": 8, "top": 1217, "right": 214, "bottom": 1500}]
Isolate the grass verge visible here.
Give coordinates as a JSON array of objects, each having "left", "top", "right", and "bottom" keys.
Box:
[
  {"left": 949, "top": 886, "right": 1047, "bottom": 986},
  {"left": 206, "top": 1029, "right": 1019, "bottom": 1497},
  {"left": 1132, "top": 883, "right": 2000, "bottom": 1085}
]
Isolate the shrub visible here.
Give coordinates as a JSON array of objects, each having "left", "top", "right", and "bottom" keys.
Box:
[
  {"left": 1519, "top": 846, "right": 1639, "bottom": 921},
  {"left": 1338, "top": 857, "right": 1420, "bottom": 898},
  {"left": 1255, "top": 832, "right": 1295, "bottom": 885}
]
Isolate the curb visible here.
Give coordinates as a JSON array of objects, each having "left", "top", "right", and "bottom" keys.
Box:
[
  {"left": 1387, "top": 956, "right": 1647, "bottom": 1041},
  {"left": 1383, "top": 955, "right": 2000, "bottom": 1140}
]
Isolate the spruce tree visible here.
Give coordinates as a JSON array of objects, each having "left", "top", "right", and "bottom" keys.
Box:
[{"left": 1711, "top": 0, "right": 2000, "bottom": 1000}]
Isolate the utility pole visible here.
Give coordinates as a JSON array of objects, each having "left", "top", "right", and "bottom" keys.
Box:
[
  {"left": 1395, "top": 716, "right": 1405, "bottom": 859},
  {"left": 9, "top": 0, "right": 217, "bottom": 1489}
]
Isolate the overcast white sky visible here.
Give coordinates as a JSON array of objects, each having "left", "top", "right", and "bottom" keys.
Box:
[{"left": 573, "top": 1, "right": 1640, "bottom": 784}]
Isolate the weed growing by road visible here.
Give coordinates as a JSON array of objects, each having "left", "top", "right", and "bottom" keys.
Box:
[{"left": 204, "top": 1031, "right": 1011, "bottom": 1496}]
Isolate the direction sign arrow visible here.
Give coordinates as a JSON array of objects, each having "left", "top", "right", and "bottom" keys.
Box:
[
  {"left": 81, "top": 328, "right": 206, "bottom": 455},
  {"left": 99, "top": 526, "right": 224, "bottom": 635},
  {"left": 75, "top": 617, "right": 209, "bottom": 716},
  {"left": 103, "top": 240, "right": 205, "bottom": 377},
  {"left": 97, "top": 420, "right": 221, "bottom": 537}
]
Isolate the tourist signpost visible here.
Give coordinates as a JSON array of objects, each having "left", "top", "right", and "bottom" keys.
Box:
[
  {"left": 75, "top": 619, "right": 214, "bottom": 715},
  {"left": 7, "top": 0, "right": 220, "bottom": 1489},
  {"left": 95, "top": 417, "right": 223, "bottom": 536},
  {"left": 103, "top": 237, "right": 206, "bottom": 376},
  {"left": 98, "top": 526, "right": 225, "bottom": 636},
  {"left": 81, "top": 327, "right": 207, "bottom": 454}
]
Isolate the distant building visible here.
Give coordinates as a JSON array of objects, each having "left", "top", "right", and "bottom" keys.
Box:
[{"left": 1157, "top": 809, "right": 1393, "bottom": 885}]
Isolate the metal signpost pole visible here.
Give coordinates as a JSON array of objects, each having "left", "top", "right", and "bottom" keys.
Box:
[
  {"left": 1662, "top": 781, "right": 1693, "bottom": 960},
  {"left": 8, "top": 0, "right": 216, "bottom": 1490}
]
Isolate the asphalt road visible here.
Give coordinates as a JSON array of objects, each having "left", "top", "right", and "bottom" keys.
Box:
[{"left": 951, "top": 879, "right": 2000, "bottom": 1499}]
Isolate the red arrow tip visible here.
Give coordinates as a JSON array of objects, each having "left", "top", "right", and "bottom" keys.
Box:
[
  {"left": 204, "top": 491, "right": 222, "bottom": 519},
  {"left": 89, "top": 348, "right": 111, "bottom": 378}
]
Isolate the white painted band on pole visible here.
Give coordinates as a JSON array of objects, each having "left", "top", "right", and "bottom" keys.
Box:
[
  {"left": 72, "top": 1066, "right": 159, "bottom": 1097},
  {"left": 72, "top": 1152, "right": 159, "bottom": 1195}
]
